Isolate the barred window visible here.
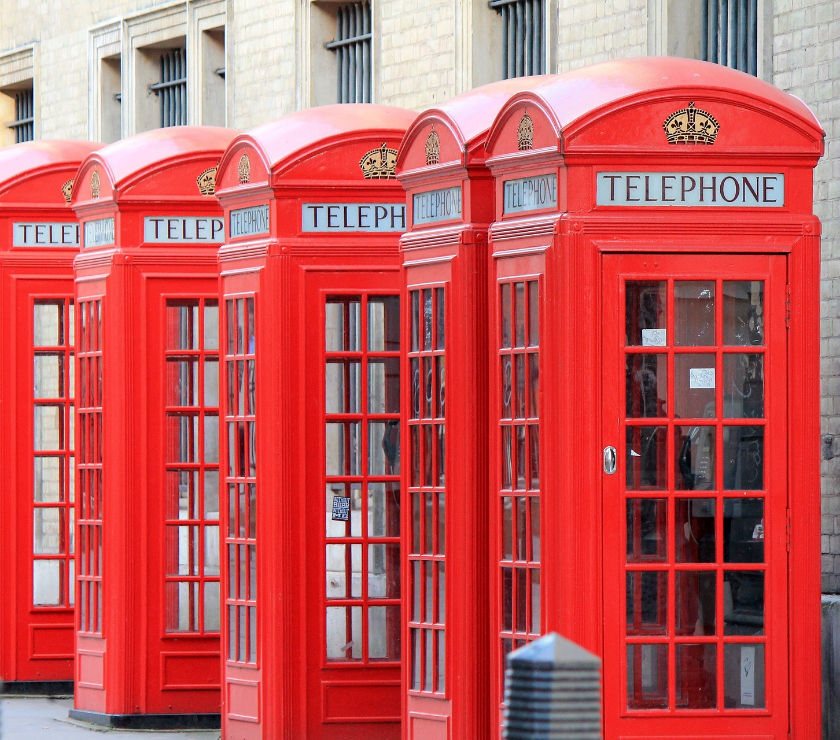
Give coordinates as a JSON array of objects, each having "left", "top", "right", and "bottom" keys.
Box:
[
  {"left": 490, "top": 0, "right": 545, "bottom": 79},
  {"left": 326, "top": 2, "right": 372, "bottom": 104},
  {"left": 701, "top": 0, "right": 757, "bottom": 75},
  {"left": 150, "top": 48, "right": 187, "bottom": 128},
  {"left": 7, "top": 86, "right": 34, "bottom": 143}
]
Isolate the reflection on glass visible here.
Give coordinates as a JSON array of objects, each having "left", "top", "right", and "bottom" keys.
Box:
[
  {"left": 204, "top": 302, "right": 219, "bottom": 351},
  {"left": 626, "top": 571, "right": 667, "bottom": 634},
  {"left": 674, "top": 354, "right": 715, "bottom": 419},
  {"left": 724, "top": 571, "right": 764, "bottom": 636},
  {"left": 514, "top": 283, "right": 526, "bottom": 347},
  {"left": 368, "top": 544, "right": 400, "bottom": 598},
  {"left": 674, "top": 498, "right": 715, "bottom": 562},
  {"left": 724, "top": 643, "right": 765, "bottom": 708},
  {"left": 626, "top": 426, "right": 667, "bottom": 490},
  {"left": 368, "top": 296, "right": 400, "bottom": 352},
  {"left": 531, "top": 569, "right": 541, "bottom": 632},
  {"left": 723, "top": 353, "right": 764, "bottom": 418},
  {"left": 530, "top": 499, "right": 540, "bottom": 562},
  {"left": 369, "top": 421, "right": 400, "bottom": 475},
  {"left": 368, "top": 358, "right": 400, "bottom": 414},
  {"left": 411, "top": 629, "right": 420, "bottom": 688},
  {"left": 675, "top": 281, "right": 715, "bottom": 346},
  {"left": 724, "top": 498, "right": 764, "bottom": 563},
  {"left": 369, "top": 605, "right": 401, "bottom": 660},
  {"left": 675, "top": 426, "right": 715, "bottom": 491},
  {"left": 675, "top": 644, "right": 717, "bottom": 709},
  {"left": 724, "top": 281, "right": 764, "bottom": 346},
  {"left": 435, "top": 288, "right": 445, "bottom": 350},
  {"left": 625, "top": 281, "right": 666, "bottom": 347},
  {"left": 528, "top": 354, "right": 539, "bottom": 417},
  {"left": 368, "top": 482, "right": 400, "bottom": 538},
  {"left": 626, "top": 354, "right": 667, "bottom": 418},
  {"left": 34, "top": 354, "right": 63, "bottom": 398},
  {"left": 501, "top": 356, "right": 512, "bottom": 418},
  {"left": 627, "top": 644, "right": 668, "bottom": 710},
  {"left": 501, "top": 283, "right": 511, "bottom": 349},
  {"left": 502, "top": 496, "right": 512, "bottom": 560},
  {"left": 34, "top": 508, "right": 62, "bottom": 554},
  {"left": 326, "top": 605, "right": 362, "bottom": 660},
  {"left": 34, "top": 457, "right": 63, "bottom": 502},
  {"left": 626, "top": 498, "right": 667, "bottom": 562},
  {"left": 423, "top": 290, "right": 432, "bottom": 351},
  {"left": 675, "top": 571, "right": 716, "bottom": 635},
  {"left": 34, "top": 302, "right": 63, "bottom": 347},
  {"left": 723, "top": 426, "right": 764, "bottom": 490},
  {"left": 528, "top": 281, "right": 539, "bottom": 347},
  {"left": 410, "top": 291, "right": 419, "bottom": 353}
]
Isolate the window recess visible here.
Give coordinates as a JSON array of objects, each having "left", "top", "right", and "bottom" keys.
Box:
[
  {"left": 150, "top": 48, "right": 187, "bottom": 128},
  {"left": 701, "top": 0, "right": 757, "bottom": 76},
  {"left": 326, "top": 2, "right": 372, "bottom": 104},
  {"left": 489, "top": 0, "right": 545, "bottom": 79}
]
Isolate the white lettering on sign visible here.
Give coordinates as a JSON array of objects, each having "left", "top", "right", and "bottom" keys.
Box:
[
  {"left": 144, "top": 216, "right": 225, "bottom": 243},
  {"left": 13, "top": 222, "right": 80, "bottom": 247},
  {"left": 412, "top": 186, "right": 462, "bottom": 225},
  {"left": 229, "top": 204, "right": 270, "bottom": 238},
  {"left": 84, "top": 218, "right": 115, "bottom": 248},
  {"left": 596, "top": 172, "right": 785, "bottom": 207},
  {"left": 503, "top": 174, "right": 558, "bottom": 214},
  {"left": 689, "top": 368, "right": 715, "bottom": 389},
  {"left": 302, "top": 203, "right": 406, "bottom": 232}
]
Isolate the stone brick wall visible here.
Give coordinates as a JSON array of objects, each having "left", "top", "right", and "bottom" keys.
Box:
[{"left": 773, "top": 0, "right": 840, "bottom": 593}]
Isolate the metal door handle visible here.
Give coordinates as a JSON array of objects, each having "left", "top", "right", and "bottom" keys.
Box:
[{"left": 603, "top": 446, "right": 617, "bottom": 475}]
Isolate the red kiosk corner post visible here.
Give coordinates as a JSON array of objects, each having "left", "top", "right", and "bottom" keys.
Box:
[
  {"left": 0, "top": 140, "right": 102, "bottom": 694},
  {"left": 395, "top": 78, "right": 552, "bottom": 740},
  {"left": 68, "top": 126, "right": 236, "bottom": 727},
  {"left": 213, "top": 104, "right": 414, "bottom": 740},
  {"left": 482, "top": 58, "right": 824, "bottom": 740}
]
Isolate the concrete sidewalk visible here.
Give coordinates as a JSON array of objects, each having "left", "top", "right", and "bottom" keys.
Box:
[{"left": 0, "top": 696, "right": 220, "bottom": 739}]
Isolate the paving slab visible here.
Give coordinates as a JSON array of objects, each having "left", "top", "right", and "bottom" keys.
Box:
[{"left": 0, "top": 696, "right": 220, "bottom": 739}]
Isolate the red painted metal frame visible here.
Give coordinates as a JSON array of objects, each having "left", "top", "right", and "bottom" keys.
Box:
[
  {"left": 481, "top": 57, "right": 824, "bottom": 740},
  {"left": 213, "top": 104, "right": 414, "bottom": 740},
  {"left": 70, "top": 126, "right": 235, "bottom": 718},
  {"left": 0, "top": 140, "right": 101, "bottom": 687}
]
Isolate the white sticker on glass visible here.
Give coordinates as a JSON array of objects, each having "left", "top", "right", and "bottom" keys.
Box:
[
  {"left": 641, "top": 329, "right": 666, "bottom": 347},
  {"left": 740, "top": 645, "right": 756, "bottom": 706},
  {"left": 689, "top": 368, "right": 715, "bottom": 389}
]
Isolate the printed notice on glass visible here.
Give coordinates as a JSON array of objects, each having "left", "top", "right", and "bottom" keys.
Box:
[
  {"left": 740, "top": 645, "right": 756, "bottom": 706},
  {"left": 689, "top": 368, "right": 715, "bottom": 389},
  {"left": 84, "top": 217, "right": 115, "bottom": 248},
  {"left": 503, "top": 173, "right": 557, "bottom": 214},
  {"left": 229, "top": 204, "right": 270, "bottom": 238},
  {"left": 332, "top": 495, "right": 350, "bottom": 522},
  {"left": 13, "top": 222, "right": 80, "bottom": 247},
  {"left": 302, "top": 203, "right": 406, "bottom": 232},
  {"left": 597, "top": 172, "right": 785, "bottom": 207},
  {"left": 412, "top": 186, "right": 462, "bottom": 225},
  {"left": 641, "top": 329, "right": 666, "bottom": 347},
  {"left": 144, "top": 216, "right": 225, "bottom": 243}
]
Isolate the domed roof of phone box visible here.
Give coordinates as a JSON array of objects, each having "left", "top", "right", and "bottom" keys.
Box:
[
  {"left": 484, "top": 57, "right": 823, "bottom": 157},
  {"left": 215, "top": 104, "right": 417, "bottom": 191},
  {"left": 0, "top": 139, "right": 102, "bottom": 201},
  {"left": 72, "top": 126, "right": 238, "bottom": 205}
]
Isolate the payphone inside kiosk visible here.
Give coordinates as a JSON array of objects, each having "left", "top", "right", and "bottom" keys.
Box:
[
  {"left": 69, "top": 126, "right": 235, "bottom": 724},
  {"left": 213, "top": 105, "right": 414, "bottom": 740},
  {"left": 0, "top": 140, "right": 101, "bottom": 691},
  {"left": 482, "top": 58, "right": 822, "bottom": 740}
]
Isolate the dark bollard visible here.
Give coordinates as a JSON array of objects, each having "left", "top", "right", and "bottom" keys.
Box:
[{"left": 503, "top": 633, "right": 602, "bottom": 740}]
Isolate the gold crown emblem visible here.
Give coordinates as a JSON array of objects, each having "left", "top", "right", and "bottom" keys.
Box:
[
  {"left": 663, "top": 102, "right": 720, "bottom": 145},
  {"left": 424, "top": 130, "right": 440, "bottom": 165},
  {"left": 238, "top": 153, "right": 251, "bottom": 184},
  {"left": 359, "top": 142, "right": 398, "bottom": 179},
  {"left": 90, "top": 170, "right": 101, "bottom": 199},
  {"left": 517, "top": 113, "right": 534, "bottom": 151},
  {"left": 61, "top": 178, "right": 74, "bottom": 204},
  {"left": 197, "top": 166, "right": 218, "bottom": 196}
]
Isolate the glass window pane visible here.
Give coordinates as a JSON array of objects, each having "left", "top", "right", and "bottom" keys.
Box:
[
  {"left": 530, "top": 569, "right": 541, "bottom": 633},
  {"left": 325, "top": 422, "right": 360, "bottom": 476},
  {"left": 514, "top": 283, "right": 526, "bottom": 347},
  {"left": 625, "top": 571, "right": 667, "bottom": 635},
  {"left": 724, "top": 571, "right": 764, "bottom": 636},
  {"left": 501, "top": 283, "right": 512, "bottom": 349},
  {"left": 501, "top": 567, "right": 512, "bottom": 631},
  {"left": 369, "top": 604, "right": 401, "bottom": 660},
  {"left": 528, "top": 281, "right": 539, "bottom": 347},
  {"left": 410, "top": 291, "right": 419, "bottom": 353},
  {"left": 368, "top": 482, "right": 400, "bottom": 538},
  {"left": 724, "top": 353, "right": 764, "bottom": 418},
  {"left": 625, "top": 426, "right": 667, "bottom": 490},
  {"left": 424, "top": 561, "right": 433, "bottom": 623},
  {"left": 437, "top": 493, "right": 445, "bottom": 556},
  {"left": 205, "top": 414, "right": 219, "bottom": 464},
  {"left": 435, "top": 288, "right": 444, "bottom": 350},
  {"left": 204, "top": 581, "right": 220, "bottom": 631},
  {"left": 411, "top": 629, "right": 421, "bottom": 689},
  {"left": 368, "top": 296, "right": 400, "bottom": 352},
  {"left": 675, "top": 426, "right": 716, "bottom": 491},
  {"left": 436, "top": 424, "right": 445, "bottom": 487},
  {"left": 424, "top": 628, "right": 433, "bottom": 691},
  {"left": 724, "top": 498, "right": 764, "bottom": 563},
  {"left": 166, "top": 413, "right": 198, "bottom": 463},
  {"left": 436, "top": 630, "right": 446, "bottom": 693},
  {"left": 626, "top": 282, "right": 666, "bottom": 347},
  {"left": 723, "top": 426, "right": 764, "bottom": 490},
  {"left": 626, "top": 498, "right": 668, "bottom": 563},
  {"left": 34, "top": 457, "right": 63, "bottom": 502},
  {"left": 326, "top": 605, "right": 362, "bottom": 660},
  {"left": 166, "top": 357, "right": 198, "bottom": 406},
  {"left": 435, "top": 357, "right": 445, "bottom": 419},
  {"left": 626, "top": 644, "right": 668, "bottom": 710},
  {"left": 34, "top": 508, "right": 63, "bottom": 554},
  {"left": 34, "top": 353, "right": 63, "bottom": 398},
  {"left": 369, "top": 421, "right": 400, "bottom": 476},
  {"left": 204, "top": 470, "right": 219, "bottom": 519},
  {"left": 626, "top": 354, "right": 667, "bottom": 418},
  {"left": 675, "top": 281, "right": 715, "bottom": 346},
  {"left": 502, "top": 496, "right": 513, "bottom": 560},
  {"left": 437, "top": 561, "right": 445, "bottom": 625},
  {"left": 674, "top": 354, "right": 715, "bottom": 419},
  {"left": 33, "top": 559, "right": 62, "bottom": 606},
  {"left": 501, "top": 356, "right": 512, "bottom": 419},
  {"left": 368, "top": 543, "right": 400, "bottom": 598},
  {"left": 326, "top": 360, "right": 360, "bottom": 414},
  {"left": 204, "top": 302, "right": 219, "bottom": 351},
  {"left": 674, "top": 498, "right": 715, "bottom": 562},
  {"left": 368, "top": 358, "right": 400, "bottom": 414},
  {"left": 530, "top": 498, "right": 540, "bottom": 562},
  {"left": 412, "top": 561, "right": 421, "bottom": 622},
  {"left": 204, "top": 358, "right": 219, "bottom": 408},
  {"left": 423, "top": 290, "right": 432, "bottom": 350},
  {"left": 675, "top": 570, "right": 716, "bottom": 636},
  {"left": 34, "top": 302, "right": 63, "bottom": 347},
  {"left": 167, "top": 302, "right": 198, "bottom": 350},
  {"left": 205, "top": 525, "right": 220, "bottom": 576},
  {"left": 723, "top": 281, "right": 764, "bottom": 346},
  {"left": 502, "top": 426, "right": 512, "bottom": 489},
  {"left": 675, "top": 643, "right": 717, "bottom": 709},
  {"left": 724, "top": 643, "right": 765, "bottom": 708},
  {"left": 34, "top": 405, "right": 63, "bottom": 451}
]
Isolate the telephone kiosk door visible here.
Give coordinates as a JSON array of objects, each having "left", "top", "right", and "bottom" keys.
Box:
[{"left": 602, "top": 253, "right": 788, "bottom": 740}]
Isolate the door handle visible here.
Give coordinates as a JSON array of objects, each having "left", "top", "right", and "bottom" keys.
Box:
[{"left": 603, "top": 446, "right": 617, "bottom": 475}]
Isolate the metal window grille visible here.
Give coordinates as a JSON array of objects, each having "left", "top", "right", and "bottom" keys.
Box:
[
  {"left": 326, "top": 2, "right": 372, "bottom": 104},
  {"left": 7, "top": 88, "right": 34, "bottom": 143},
  {"left": 701, "top": 0, "right": 758, "bottom": 76},
  {"left": 150, "top": 48, "right": 187, "bottom": 128},
  {"left": 490, "top": 0, "right": 545, "bottom": 79}
]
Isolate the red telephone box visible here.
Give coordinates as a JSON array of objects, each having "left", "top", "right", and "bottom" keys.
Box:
[
  {"left": 481, "top": 57, "right": 823, "bottom": 739},
  {"left": 395, "top": 78, "right": 551, "bottom": 740},
  {"left": 213, "top": 104, "right": 414, "bottom": 740},
  {"left": 68, "top": 126, "right": 236, "bottom": 726},
  {"left": 0, "top": 140, "right": 102, "bottom": 692}
]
